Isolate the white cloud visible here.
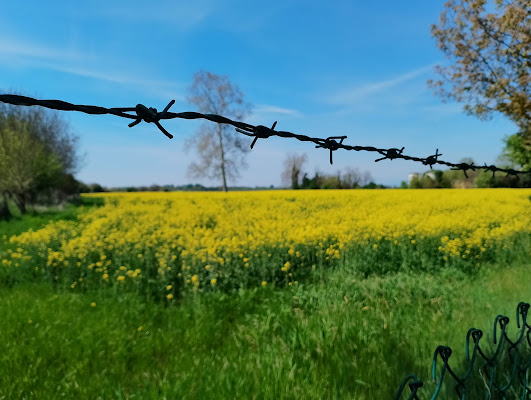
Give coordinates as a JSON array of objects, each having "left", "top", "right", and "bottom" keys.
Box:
[
  {"left": 325, "top": 64, "right": 436, "bottom": 107},
  {"left": 79, "top": 0, "right": 215, "bottom": 29},
  {"left": 0, "top": 37, "right": 185, "bottom": 100},
  {"left": 0, "top": 37, "right": 82, "bottom": 62},
  {"left": 254, "top": 104, "right": 301, "bottom": 116},
  {"left": 247, "top": 104, "right": 302, "bottom": 125}
]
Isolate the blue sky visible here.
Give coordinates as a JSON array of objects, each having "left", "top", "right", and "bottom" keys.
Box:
[{"left": 0, "top": 0, "right": 517, "bottom": 188}]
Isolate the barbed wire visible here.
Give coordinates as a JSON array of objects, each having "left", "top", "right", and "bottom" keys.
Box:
[
  {"left": 0, "top": 94, "right": 530, "bottom": 179},
  {"left": 2, "top": 93, "right": 531, "bottom": 398},
  {"left": 395, "top": 302, "right": 531, "bottom": 399}
]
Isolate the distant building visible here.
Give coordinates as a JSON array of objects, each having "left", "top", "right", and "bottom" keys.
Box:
[
  {"left": 425, "top": 172, "right": 436, "bottom": 181},
  {"left": 409, "top": 172, "right": 436, "bottom": 184},
  {"left": 408, "top": 173, "right": 421, "bottom": 185}
]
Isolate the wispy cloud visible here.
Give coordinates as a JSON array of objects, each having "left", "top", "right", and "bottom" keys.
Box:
[
  {"left": 325, "top": 64, "right": 436, "bottom": 107},
  {"left": 420, "top": 102, "right": 464, "bottom": 117},
  {"left": 0, "top": 37, "right": 82, "bottom": 63},
  {"left": 0, "top": 37, "right": 185, "bottom": 100},
  {"left": 247, "top": 104, "right": 302, "bottom": 124},
  {"left": 78, "top": 0, "right": 215, "bottom": 29},
  {"left": 50, "top": 64, "right": 185, "bottom": 100},
  {"left": 254, "top": 104, "right": 301, "bottom": 116}
]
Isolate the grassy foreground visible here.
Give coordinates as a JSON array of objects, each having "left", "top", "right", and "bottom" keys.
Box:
[
  {"left": 1, "top": 192, "right": 530, "bottom": 399},
  {"left": 1, "top": 259, "right": 530, "bottom": 399}
]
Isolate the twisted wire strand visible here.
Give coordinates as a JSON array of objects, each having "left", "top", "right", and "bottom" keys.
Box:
[{"left": 1, "top": 94, "right": 530, "bottom": 179}]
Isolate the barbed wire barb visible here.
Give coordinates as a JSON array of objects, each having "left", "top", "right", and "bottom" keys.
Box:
[{"left": 1, "top": 94, "right": 530, "bottom": 179}]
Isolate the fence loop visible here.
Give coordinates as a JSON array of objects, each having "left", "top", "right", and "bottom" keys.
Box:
[
  {"left": 493, "top": 315, "right": 510, "bottom": 345},
  {"left": 465, "top": 328, "right": 483, "bottom": 361},
  {"left": 394, "top": 375, "right": 423, "bottom": 400},
  {"left": 517, "top": 302, "right": 530, "bottom": 329}
]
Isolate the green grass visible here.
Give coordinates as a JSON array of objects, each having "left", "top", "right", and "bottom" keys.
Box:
[
  {"left": 1, "top": 260, "right": 530, "bottom": 399},
  {"left": 1, "top": 199, "right": 530, "bottom": 399}
]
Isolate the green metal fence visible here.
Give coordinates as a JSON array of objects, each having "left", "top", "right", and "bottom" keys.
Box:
[{"left": 395, "top": 302, "right": 531, "bottom": 399}]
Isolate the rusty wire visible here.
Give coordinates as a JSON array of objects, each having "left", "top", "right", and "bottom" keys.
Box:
[
  {"left": 395, "top": 302, "right": 531, "bottom": 399},
  {"left": 0, "top": 94, "right": 530, "bottom": 179}
]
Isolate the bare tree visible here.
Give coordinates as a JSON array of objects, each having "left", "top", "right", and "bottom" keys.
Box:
[
  {"left": 186, "top": 71, "right": 252, "bottom": 192},
  {"left": 359, "top": 170, "right": 373, "bottom": 187},
  {"left": 342, "top": 167, "right": 361, "bottom": 189},
  {"left": 281, "top": 153, "right": 307, "bottom": 189}
]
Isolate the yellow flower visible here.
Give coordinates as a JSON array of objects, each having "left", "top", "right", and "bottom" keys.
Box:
[
  {"left": 167, "top": 294, "right": 174, "bottom": 300},
  {"left": 281, "top": 261, "right": 291, "bottom": 272},
  {"left": 167, "top": 285, "right": 172, "bottom": 290},
  {"left": 261, "top": 281, "right": 267, "bottom": 286},
  {"left": 117, "top": 276, "right": 125, "bottom": 282},
  {"left": 138, "top": 326, "right": 143, "bottom": 332},
  {"left": 103, "top": 273, "right": 109, "bottom": 280},
  {"left": 191, "top": 275, "right": 198, "bottom": 283},
  {"left": 210, "top": 278, "right": 217, "bottom": 285},
  {"left": 27, "top": 319, "right": 32, "bottom": 324},
  {"left": 91, "top": 302, "right": 96, "bottom": 307},
  {"left": 411, "top": 240, "right": 416, "bottom": 244},
  {"left": 205, "top": 265, "right": 210, "bottom": 270}
]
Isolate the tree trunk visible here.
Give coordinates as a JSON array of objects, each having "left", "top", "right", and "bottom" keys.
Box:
[
  {"left": 291, "top": 166, "right": 299, "bottom": 189},
  {"left": 0, "top": 191, "right": 12, "bottom": 221},
  {"left": 13, "top": 192, "right": 27, "bottom": 214},
  {"left": 216, "top": 125, "right": 228, "bottom": 192}
]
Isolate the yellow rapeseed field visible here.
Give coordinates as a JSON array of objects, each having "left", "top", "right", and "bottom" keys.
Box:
[{"left": 2, "top": 189, "right": 531, "bottom": 297}]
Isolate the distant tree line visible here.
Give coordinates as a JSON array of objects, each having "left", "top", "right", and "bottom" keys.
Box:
[
  {"left": 281, "top": 153, "right": 385, "bottom": 189},
  {"left": 405, "top": 159, "right": 531, "bottom": 189}
]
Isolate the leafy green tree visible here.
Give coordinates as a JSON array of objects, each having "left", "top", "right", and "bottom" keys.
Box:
[
  {"left": 0, "top": 119, "right": 62, "bottom": 213},
  {"left": 429, "top": 0, "right": 531, "bottom": 169}
]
